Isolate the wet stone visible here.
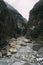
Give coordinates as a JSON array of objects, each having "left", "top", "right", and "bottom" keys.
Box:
[{"left": 32, "top": 44, "right": 43, "bottom": 51}]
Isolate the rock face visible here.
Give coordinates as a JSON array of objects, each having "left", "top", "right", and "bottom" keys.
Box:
[
  {"left": 0, "top": 0, "right": 26, "bottom": 41},
  {"left": 26, "top": 0, "right": 43, "bottom": 41}
]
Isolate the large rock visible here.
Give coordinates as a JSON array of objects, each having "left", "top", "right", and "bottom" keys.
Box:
[
  {"left": 32, "top": 44, "right": 43, "bottom": 51},
  {"left": 9, "top": 47, "right": 17, "bottom": 53},
  {"left": 7, "top": 51, "right": 11, "bottom": 56},
  {"left": 38, "top": 47, "right": 43, "bottom": 53},
  {"left": 9, "top": 38, "right": 16, "bottom": 48},
  {"left": 38, "top": 47, "right": 43, "bottom": 57}
]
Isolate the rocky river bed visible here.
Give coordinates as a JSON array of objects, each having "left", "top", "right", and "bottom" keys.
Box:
[{"left": 0, "top": 36, "right": 43, "bottom": 65}]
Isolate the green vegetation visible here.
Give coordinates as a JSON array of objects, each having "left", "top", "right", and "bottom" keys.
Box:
[
  {"left": 26, "top": 0, "right": 43, "bottom": 41},
  {"left": 0, "top": 0, "right": 27, "bottom": 41}
]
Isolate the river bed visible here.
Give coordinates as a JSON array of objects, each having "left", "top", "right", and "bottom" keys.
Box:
[{"left": 0, "top": 37, "right": 43, "bottom": 65}]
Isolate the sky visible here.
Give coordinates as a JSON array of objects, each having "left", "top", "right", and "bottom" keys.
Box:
[{"left": 4, "top": 0, "right": 39, "bottom": 20}]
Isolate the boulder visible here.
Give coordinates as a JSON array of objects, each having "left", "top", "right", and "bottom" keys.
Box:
[
  {"left": 7, "top": 52, "right": 11, "bottom": 56},
  {"left": 9, "top": 38, "right": 16, "bottom": 48},
  {"left": 38, "top": 47, "right": 43, "bottom": 53},
  {"left": 9, "top": 48, "right": 17, "bottom": 53},
  {"left": 32, "top": 44, "right": 43, "bottom": 51},
  {"left": 38, "top": 47, "right": 43, "bottom": 57},
  {"left": 20, "top": 42, "right": 27, "bottom": 46},
  {"left": 15, "top": 53, "right": 20, "bottom": 58},
  {"left": 22, "top": 37, "right": 29, "bottom": 43}
]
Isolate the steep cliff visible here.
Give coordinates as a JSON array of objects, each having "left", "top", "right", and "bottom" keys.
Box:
[
  {"left": 0, "top": 0, "right": 26, "bottom": 41},
  {"left": 26, "top": 0, "right": 43, "bottom": 41}
]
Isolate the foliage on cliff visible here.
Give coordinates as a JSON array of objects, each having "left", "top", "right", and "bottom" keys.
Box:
[
  {"left": 26, "top": 0, "right": 43, "bottom": 41},
  {"left": 0, "top": 0, "right": 27, "bottom": 41}
]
